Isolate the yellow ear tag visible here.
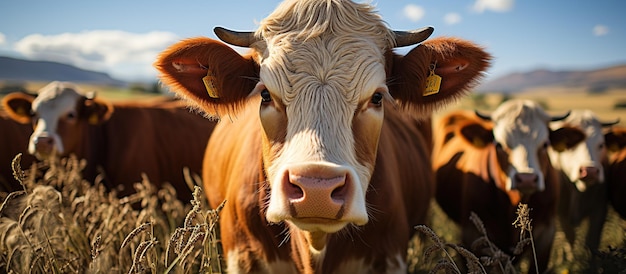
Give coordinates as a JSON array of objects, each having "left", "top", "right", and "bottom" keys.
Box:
[
  {"left": 202, "top": 70, "right": 219, "bottom": 99},
  {"left": 88, "top": 113, "right": 99, "bottom": 125},
  {"left": 424, "top": 63, "right": 442, "bottom": 96}
]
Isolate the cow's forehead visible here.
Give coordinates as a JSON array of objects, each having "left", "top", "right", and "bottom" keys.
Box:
[
  {"left": 492, "top": 101, "right": 550, "bottom": 146},
  {"left": 260, "top": 38, "right": 387, "bottom": 106},
  {"left": 33, "top": 86, "right": 82, "bottom": 114}
]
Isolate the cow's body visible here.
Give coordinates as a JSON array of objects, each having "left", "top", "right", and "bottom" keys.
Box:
[
  {"left": 549, "top": 110, "right": 617, "bottom": 252},
  {"left": 433, "top": 101, "right": 564, "bottom": 274},
  {"left": 2, "top": 82, "right": 215, "bottom": 201},
  {"left": 606, "top": 127, "right": 626, "bottom": 219},
  {"left": 0, "top": 109, "right": 36, "bottom": 193},
  {"left": 155, "top": 0, "right": 490, "bottom": 272}
]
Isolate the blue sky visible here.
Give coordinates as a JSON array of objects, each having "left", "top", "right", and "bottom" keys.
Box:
[{"left": 0, "top": 0, "right": 624, "bottom": 83}]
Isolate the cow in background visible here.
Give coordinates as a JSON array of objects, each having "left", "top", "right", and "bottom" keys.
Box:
[
  {"left": 548, "top": 110, "right": 619, "bottom": 252},
  {"left": 605, "top": 126, "right": 626, "bottom": 219},
  {"left": 433, "top": 100, "right": 568, "bottom": 273},
  {"left": 0, "top": 108, "right": 36, "bottom": 195},
  {"left": 154, "top": 0, "right": 491, "bottom": 272},
  {"left": 2, "top": 81, "right": 216, "bottom": 201}
]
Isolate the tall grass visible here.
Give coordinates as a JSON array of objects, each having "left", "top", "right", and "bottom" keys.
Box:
[{"left": 1, "top": 153, "right": 624, "bottom": 273}]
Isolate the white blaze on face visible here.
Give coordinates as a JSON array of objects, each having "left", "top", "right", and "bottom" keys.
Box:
[
  {"left": 28, "top": 82, "right": 83, "bottom": 158},
  {"left": 490, "top": 100, "right": 551, "bottom": 192},
  {"left": 259, "top": 31, "right": 389, "bottom": 233}
]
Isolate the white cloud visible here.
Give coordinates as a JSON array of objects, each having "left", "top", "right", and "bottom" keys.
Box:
[
  {"left": 13, "top": 30, "right": 180, "bottom": 81},
  {"left": 472, "top": 0, "right": 514, "bottom": 13},
  {"left": 0, "top": 33, "right": 6, "bottom": 45},
  {"left": 593, "top": 24, "right": 609, "bottom": 36},
  {"left": 444, "top": 13, "right": 462, "bottom": 25},
  {"left": 403, "top": 4, "right": 425, "bottom": 22}
]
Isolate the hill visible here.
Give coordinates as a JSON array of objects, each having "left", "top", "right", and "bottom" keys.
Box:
[
  {"left": 476, "top": 64, "right": 626, "bottom": 93},
  {"left": 0, "top": 56, "right": 126, "bottom": 87}
]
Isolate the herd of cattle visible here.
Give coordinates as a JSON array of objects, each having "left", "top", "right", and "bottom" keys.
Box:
[{"left": 1, "top": 0, "right": 625, "bottom": 273}]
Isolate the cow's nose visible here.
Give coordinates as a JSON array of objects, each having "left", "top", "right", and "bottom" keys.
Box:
[
  {"left": 33, "top": 135, "right": 55, "bottom": 153},
  {"left": 514, "top": 172, "right": 538, "bottom": 194},
  {"left": 579, "top": 166, "right": 600, "bottom": 184},
  {"left": 286, "top": 165, "right": 349, "bottom": 220}
]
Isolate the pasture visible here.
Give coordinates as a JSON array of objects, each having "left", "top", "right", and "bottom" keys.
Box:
[{"left": 1, "top": 84, "right": 625, "bottom": 273}]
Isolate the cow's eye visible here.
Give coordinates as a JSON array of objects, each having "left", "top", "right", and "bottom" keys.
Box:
[
  {"left": 260, "top": 89, "right": 272, "bottom": 103},
  {"left": 599, "top": 142, "right": 605, "bottom": 150},
  {"left": 370, "top": 92, "right": 383, "bottom": 107},
  {"left": 66, "top": 111, "right": 77, "bottom": 120}
]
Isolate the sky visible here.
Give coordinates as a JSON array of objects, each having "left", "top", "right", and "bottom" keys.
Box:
[{"left": 0, "top": 0, "right": 624, "bottom": 83}]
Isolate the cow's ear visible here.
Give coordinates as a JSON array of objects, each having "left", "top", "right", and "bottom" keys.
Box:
[
  {"left": 549, "top": 127, "right": 586, "bottom": 152},
  {"left": 155, "top": 37, "right": 259, "bottom": 118},
  {"left": 605, "top": 128, "right": 626, "bottom": 152},
  {"left": 458, "top": 122, "right": 493, "bottom": 149},
  {"left": 390, "top": 37, "right": 491, "bottom": 116},
  {"left": 1, "top": 92, "right": 35, "bottom": 124},
  {"left": 83, "top": 97, "right": 113, "bottom": 125}
]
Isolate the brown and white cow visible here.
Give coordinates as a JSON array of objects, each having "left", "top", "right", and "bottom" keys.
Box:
[
  {"left": 2, "top": 81, "right": 215, "bottom": 201},
  {"left": 605, "top": 126, "right": 626, "bottom": 219},
  {"left": 154, "top": 0, "right": 490, "bottom": 272},
  {"left": 433, "top": 100, "right": 568, "bottom": 273},
  {"left": 0, "top": 107, "right": 36, "bottom": 194},
  {"left": 548, "top": 110, "right": 618, "bottom": 252}
]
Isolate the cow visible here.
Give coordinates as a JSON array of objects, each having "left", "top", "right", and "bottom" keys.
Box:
[
  {"left": 1, "top": 81, "right": 216, "bottom": 201},
  {"left": 0, "top": 107, "right": 36, "bottom": 194},
  {"left": 432, "top": 100, "right": 568, "bottom": 273},
  {"left": 605, "top": 126, "right": 626, "bottom": 219},
  {"left": 548, "top": 110, "right": 619, "bottom": 252},
  {"left": 154, "top": 0, "right": 491, "bottom": 272}
]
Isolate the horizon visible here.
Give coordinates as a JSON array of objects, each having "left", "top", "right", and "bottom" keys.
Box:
[{"left": 1, "top": 0, "right": 624, "bottom": 83}]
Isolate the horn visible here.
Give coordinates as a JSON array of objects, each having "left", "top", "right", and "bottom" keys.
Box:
[
  {"left": 474, "top": 110, "right": 492, "bottom": 121},
  {"left": 601, "top": 118, "right": 620, "bottom": 127},
  {"left": 551, "top": 110, "right": 571, "bottom": 122},
  {"left": 214, "top": 27, "right": 258, "bottom": 47},
  {"left": 393, "top": 26, "right": 434, "bottom": 48}
]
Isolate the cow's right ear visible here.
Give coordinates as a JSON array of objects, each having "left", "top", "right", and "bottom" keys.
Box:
[
  {"left": 1, "top": 92, "right": 35, "bottom": 124},
  {"left": 458, "top": 121, "right": 494, "bottom": 149},
  {"left": 549, "top": 127, "right": 586, "bottom": 152},
  {"left": 155, "top": 37, "right": 259, "bottom": 117},
  {"left": 83, "top": 97, "right": 113, "bottom": 125}
]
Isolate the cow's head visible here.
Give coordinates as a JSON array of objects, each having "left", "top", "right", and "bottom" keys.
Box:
[
  {"left": 155, "top": 0, "right": 490, "bottom": 245},
  {"left": 549, "top": 110, "right": 619, "bottom": 192},
  {"left": 474, "top": 100, "right": 569, "bottom": 199},
  {"left": 2, "top": 81, "right": 113, "bottom": 159}
]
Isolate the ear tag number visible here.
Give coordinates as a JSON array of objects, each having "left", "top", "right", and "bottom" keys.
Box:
[
  {"left": 203, "top": 70, "right": 219, "bottom": 99},
  {"left": 424, "top": 63, "right": 441, "bottom": 96}
]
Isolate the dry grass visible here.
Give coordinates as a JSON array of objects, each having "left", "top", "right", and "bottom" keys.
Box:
[
  {"left": 0, "top": 154, "right": 224, "bottom": 273},
  {"left": 1, "top": 148, "right": 625, "bottom": 273}
]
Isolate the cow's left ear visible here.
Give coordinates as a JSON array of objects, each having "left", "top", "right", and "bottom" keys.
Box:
[
  {"left": 82, "top": 95, "right": 113, "bottom": 125},
  {"left": 549, "top": 127, "right": 586, "bottom": 152},
  {"left": 390, "top": 37, "right": 491, "bottom": 116},
  {"left": 1, "top": 92, "right": 35, "bottom": 124},
  {"left": 605, "top": 128, "right": 626, "bottom": 152}
]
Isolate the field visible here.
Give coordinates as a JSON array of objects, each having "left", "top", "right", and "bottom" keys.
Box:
[{"left": 1, "top": 84, "right": 625, "bottom": 273}]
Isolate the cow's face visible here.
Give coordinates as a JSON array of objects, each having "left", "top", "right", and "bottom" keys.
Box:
[
  {"left": 155, "top": 0, "right": 490, "bottom": 242},
  {"left": 2, "top": 82, "right": 112, "bottom": 159},
  {"left": 258, "top": 37, "right": 389, "bottom": 233},
  {"left": 549, "top": 110, "right": 617, "bottom": 191},
  {"left": 478, "top": 100, "right": 562, "bottom": 197}
]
